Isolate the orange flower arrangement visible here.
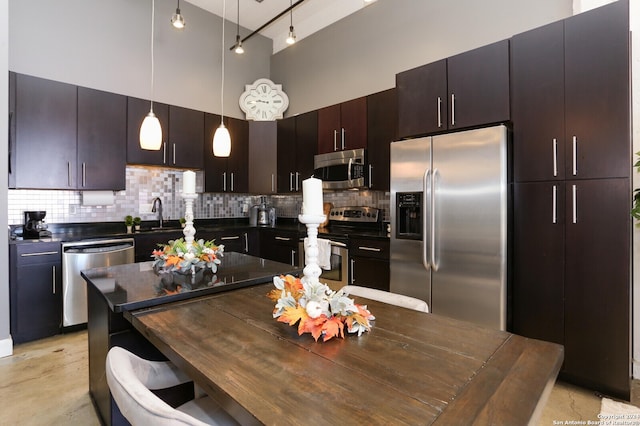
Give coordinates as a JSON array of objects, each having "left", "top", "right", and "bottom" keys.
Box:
[{"left": 267, "top": 274, "right": 373, "bottom": 342}]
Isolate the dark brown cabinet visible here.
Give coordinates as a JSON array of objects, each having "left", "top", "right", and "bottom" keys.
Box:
[
  {"left": 126, "top": 97, "right": 170, "bottom": 166},
  {"left": 168, "top": 105, "right": 204, "bottom": 169},
  {"left": 396, "top": 40, "right": 510, "bottom": 139},
  {"left": 317, "top": 97, "right": 367, "bottom": 154},
  {"left": 10, "top": 242, "right": 62, "bottom": 343},
  {"left": 349, "top": 238, "right": 389, "bottom": 291},
  {"left": 512, "top": 0, "right": 630, "bottom": 183},
  {"left": 366, "top": 88, "right": 397, "bottom": 191},
  {"left": 511, "top": 0, "right": 631, "bottom": 400},
  {"left": 277, "top": 111, "right": 317, "bottom": 193},
  {"left": 260, "top": 229, "right": 300, "bottom": 266},
  {"left": 77, "top": 87, "right": 127, "bottom": 190},
  {"left": 204, "top": 115, "right": 249, "bottom": 193},
  {"left": 199, "top": 228, "right": 251, "bottom": 254},
  {"left": 10, "top": 73, "right": 77, "bottom": 189}
]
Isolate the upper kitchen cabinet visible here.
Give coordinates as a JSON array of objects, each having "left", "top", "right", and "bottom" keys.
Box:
[
  {"left": 248, "top": 121, "right": 278, "bottom": 194},
  {"left": 396, "top": 40, "right": 510, "bottom": 139},
  {"left": 277, "top": 111, "right": 317, "bottom": 193},
  {"left": 512, "top": 0, "right": 630, "bottom": 182},
  {"left": 126, "top": 97, "right": 170, "bottom": 166},
  {"left": 317, "top": 97, "right": 367, "bottom": 154},
  {"left": 367, "top": 88, "right": 397, "bottom": 191},
  {"left": 203, "top": 114, "right": 249, "bottom": 193},
  {"left": 77, "top": 87, "right": 127, "bottom": 190},
  {"left": 168, "top": 105, "right": 204, "bottom": 169},
  {"left": 10, "top": 73, "right": 77, "bottom": 189}
]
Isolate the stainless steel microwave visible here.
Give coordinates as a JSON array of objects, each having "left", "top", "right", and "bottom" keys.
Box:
[{"left": 313, "top": 148, "right": 367, "bottom": 189}]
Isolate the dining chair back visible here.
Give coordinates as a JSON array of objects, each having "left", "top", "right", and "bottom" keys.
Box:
[
  {"left": 341, "top": 285, "right": 429, "bottom": 313},
  {"left": 106, "top": 346, "right": 238, "bottom": 426}
]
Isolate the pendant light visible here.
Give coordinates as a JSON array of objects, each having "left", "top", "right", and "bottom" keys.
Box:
[
  {"left": 140, "top": 0, "right": 163, "bottom": 151},
  {"left": 234, "top": 0, "right": 244, "bottom": 54},
  {"left": 285, "top": 0, "right": 296, "bottom": 45},
  {"left": 213, "top": 0, "right": 231, "bottom": 157},
  {"left": 171, "top": 0, "right": 186, "bottom": 29}
]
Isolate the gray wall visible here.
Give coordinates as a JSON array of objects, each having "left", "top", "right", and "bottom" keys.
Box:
[
  {"left": 9, "top": 0, "right": 272, "bottom": 118},
  {"left": 271, "top": 0, "right": 573, "bottom": 115}
]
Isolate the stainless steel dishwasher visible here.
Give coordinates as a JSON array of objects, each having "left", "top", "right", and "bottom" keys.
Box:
[{"left": 62, "top": 238, "right": 135, "bottom": 327}]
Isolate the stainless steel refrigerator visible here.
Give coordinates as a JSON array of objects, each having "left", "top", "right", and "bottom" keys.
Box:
[{"left": 390, "top": 125, "right": 508, "bottom": 330}]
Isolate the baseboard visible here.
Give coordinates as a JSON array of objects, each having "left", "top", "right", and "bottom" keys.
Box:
[{"left": 0, "top": 335, "right": 13, "bottom": 358}]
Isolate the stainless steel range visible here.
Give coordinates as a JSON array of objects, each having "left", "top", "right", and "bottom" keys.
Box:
[{"left": 298, "top": 206, "right": 383, "bottom": 290}]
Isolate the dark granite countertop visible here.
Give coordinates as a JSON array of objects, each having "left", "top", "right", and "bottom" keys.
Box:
[{"left": 81, "top": 251, "right": 302, "bottom": 313}]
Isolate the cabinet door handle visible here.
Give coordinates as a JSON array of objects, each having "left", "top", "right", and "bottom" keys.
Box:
[
  {"left": 289, "top": 172, "right": 294, "bottom": 192},
  {"left": 341, "top": 128, "right": 345, "bottom": 150},
  {"left": 231, "top": 172, "right": 234, "bottom": 192},
  {"left": 244, "top": 232, "right": 248, "bottom": 253},
  {"left": 163, "top": 142, "right": 167, "bottom": 164},
  {"left": 173, "top": 143, "right": 177, "bottom": 165},
  {"left": 290, "top": 249, "right": 296, "bottom": 266},
  {"left": 68, "top": 161, "right": 72, "bottom": 187},
  {"left": 21, "top": 251, "right": 59, "bottom": 257},
  {"left": 350, "top": 259, "right": 355, "bottom": 284},
  {"left": 221, "top": 235, "right": 240, "bottom": 240},
  {"left": 223, "top": 172, "right": 227, "bottom": 192},
  {"left": 572, "top": 136, "right": 577, "bottom": 176},
  {"left": 552, "top": 138, "right": 558, "bottom": 177},
  {"left": 295, "top": 172, "right": 300, "bottom": 191},
  {"left": 358, "top": 246, "right": 381, "bottom": 252},
  {"left": 450, "top": 93, "right": 456, "bottom": 126},
  {"left": 572, "top": 184, "right": 577, "bottom": 224},
  {"left": 368, "top": 164, "right": 373, "bottom": 189},
  {"left": 437, "top": 96, "right": 443, "bottom": 128},
  {"left": 275, "top": 236, "right": 291, "bottom": 241},
  {"left": 52, "top": 265, "right": 56, "bottom": 294},
  {"left": 552, "top": 185, "right": 557, "bottom": 224},
  {"left": 333, "top": 130, "right": 338, "bottom": 151},
  {"left": 82, "top": 162, "right": 86, "bottom": 187},
  {"left": 271, "top": 174, "right": 275, "bottom": 193}
]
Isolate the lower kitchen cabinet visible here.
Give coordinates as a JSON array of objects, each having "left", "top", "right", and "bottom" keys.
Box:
[
  {"left": 349, "top": 238, "right": 389, "bottom": 291},
  {"left": 260, "top": 229, "right": 300, "bottom": 266},
  {"left": 133, "top": 231, "right": 183, "bottom": 263},
  {"left": 199, "top": 228, "right": 252, "bottom": 254},
  {"left": 9, "top": 242, "right": 62, "bottom": 343},
  {"left": 513, "top": 178, "right": 630, "bottom": 399}
]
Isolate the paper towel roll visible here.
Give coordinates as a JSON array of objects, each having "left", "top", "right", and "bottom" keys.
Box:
[{"left": 82, "top": 191, "right": 115, "bottom": 206}]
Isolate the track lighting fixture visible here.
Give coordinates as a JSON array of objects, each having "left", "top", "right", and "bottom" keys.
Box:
[
  {"left": 286, "top": 0, "right": 296, "bottom": 45},
  {"left": 234, "top": 0, "right": 244, "bottom": 54},
  {"left": 171, "top": 0, "right": 185, "bottom": 29}
]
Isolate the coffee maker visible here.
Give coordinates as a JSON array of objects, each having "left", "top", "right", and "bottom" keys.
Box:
[
  {"left": 23, "top": 211, "right": 52, "bottom": 239},
  {"left": 249, "top": 197, "right": 276, "bottom": 227}
]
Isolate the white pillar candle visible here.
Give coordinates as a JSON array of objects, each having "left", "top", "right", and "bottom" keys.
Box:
[
  {"left": 302, "top": 177, "right": 324, "bottom": 216},
  {"left": 183, "top": 170, "right": 196, "bottom": 194}
]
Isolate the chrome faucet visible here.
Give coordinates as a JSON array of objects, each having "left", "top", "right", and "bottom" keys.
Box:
[{"left": 151, "top": 197, "right": 163, "bottom": 228}]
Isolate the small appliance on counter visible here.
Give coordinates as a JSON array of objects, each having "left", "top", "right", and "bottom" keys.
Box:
[
  {"left": 249, "top": 196, "right": 276, "bottom": 227},
  {"left": 23, "top": 210, "right": 52, "bottom": 239}
]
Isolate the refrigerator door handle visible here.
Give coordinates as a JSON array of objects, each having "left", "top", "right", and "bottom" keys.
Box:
[
  {"left": 431, "top": 168, "right": 439, "bottom": 272},
  {"left": 423, "top": 169, "right": 432, "bottom": 271}
]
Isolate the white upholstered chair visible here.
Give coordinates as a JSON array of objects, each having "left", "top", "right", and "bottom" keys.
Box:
[
  {"left": 341, "top": 285, "right": 429, "bottom": 313},
  {"left": 106, "top": 346, "right": 238, "bottom": 426}
]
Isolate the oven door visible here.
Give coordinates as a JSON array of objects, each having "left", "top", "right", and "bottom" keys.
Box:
[{"left": 298, "top": 239, "right": 348, "bottom": 291}]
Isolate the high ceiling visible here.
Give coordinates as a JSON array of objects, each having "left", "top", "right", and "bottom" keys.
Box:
[{"left": 185, "top": 0, "right": 377, "bottom": 53}]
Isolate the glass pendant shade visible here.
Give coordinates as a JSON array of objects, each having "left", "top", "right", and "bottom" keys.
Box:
[
  {"left": 286, "top": 26, "right": 296, "bottom": 45},
  {"left": 213, "top": 124, "right": 231, "bottom": 157},
  {"left": 140, "top": 111, "right": 163, "bottom": 150},
  {"left": 171, "top": 10, "right": 185, "bottom": 29},
  {"left": 234, "top": 35, "right": 244, "bottom": 54}
]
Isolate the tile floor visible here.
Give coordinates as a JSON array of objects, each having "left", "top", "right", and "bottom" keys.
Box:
[{"left": 0, "top": 330, "right": 635, "bottom": 425}]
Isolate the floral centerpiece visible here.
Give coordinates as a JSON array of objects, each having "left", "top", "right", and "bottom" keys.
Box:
[
  {"left": 267, "top": 274, "right": 374, "bottom": 342},
  {"left": 152, "top": 238, "right": 224, "bottom": 274}
]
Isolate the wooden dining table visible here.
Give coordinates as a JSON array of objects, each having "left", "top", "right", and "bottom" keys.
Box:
[{"left": 126, "top": 282, "right": 563, "bottom": 425}]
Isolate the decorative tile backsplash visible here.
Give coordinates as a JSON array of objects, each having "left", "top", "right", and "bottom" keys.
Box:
[{"left": 7, "top": 165, "right": 390, "bottom": 225}]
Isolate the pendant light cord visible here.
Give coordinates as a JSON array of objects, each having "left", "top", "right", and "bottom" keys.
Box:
[
  {"left": 150, "top": 0, "right": 155, "bottom": 113},
  {"left": 220, "top": 0, "right": 226, "bottom": 125}
]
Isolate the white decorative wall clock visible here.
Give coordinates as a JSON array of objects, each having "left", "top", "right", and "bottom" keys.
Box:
[{"left": 239, "top": 78, "right": 289, "bottom": 121}]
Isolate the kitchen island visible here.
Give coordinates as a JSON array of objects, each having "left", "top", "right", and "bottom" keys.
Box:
[
  {"left": 83, "top": 252, "right": 302, "bottom": 426},
  {"left": 128, "top": 282, "right": 564, "bottom": 425}
]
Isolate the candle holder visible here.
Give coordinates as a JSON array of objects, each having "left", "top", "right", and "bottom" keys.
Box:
[
  {"left": 298, "top": 213, "right": 327, "bottom": 285},
  {"left": 182, "top": 193, "right": 198, "bottom": 248}
]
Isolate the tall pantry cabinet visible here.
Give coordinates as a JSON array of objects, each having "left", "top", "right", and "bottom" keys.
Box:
[{"left": 511, "top": 0, "right": 631, "bottom": 399}]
